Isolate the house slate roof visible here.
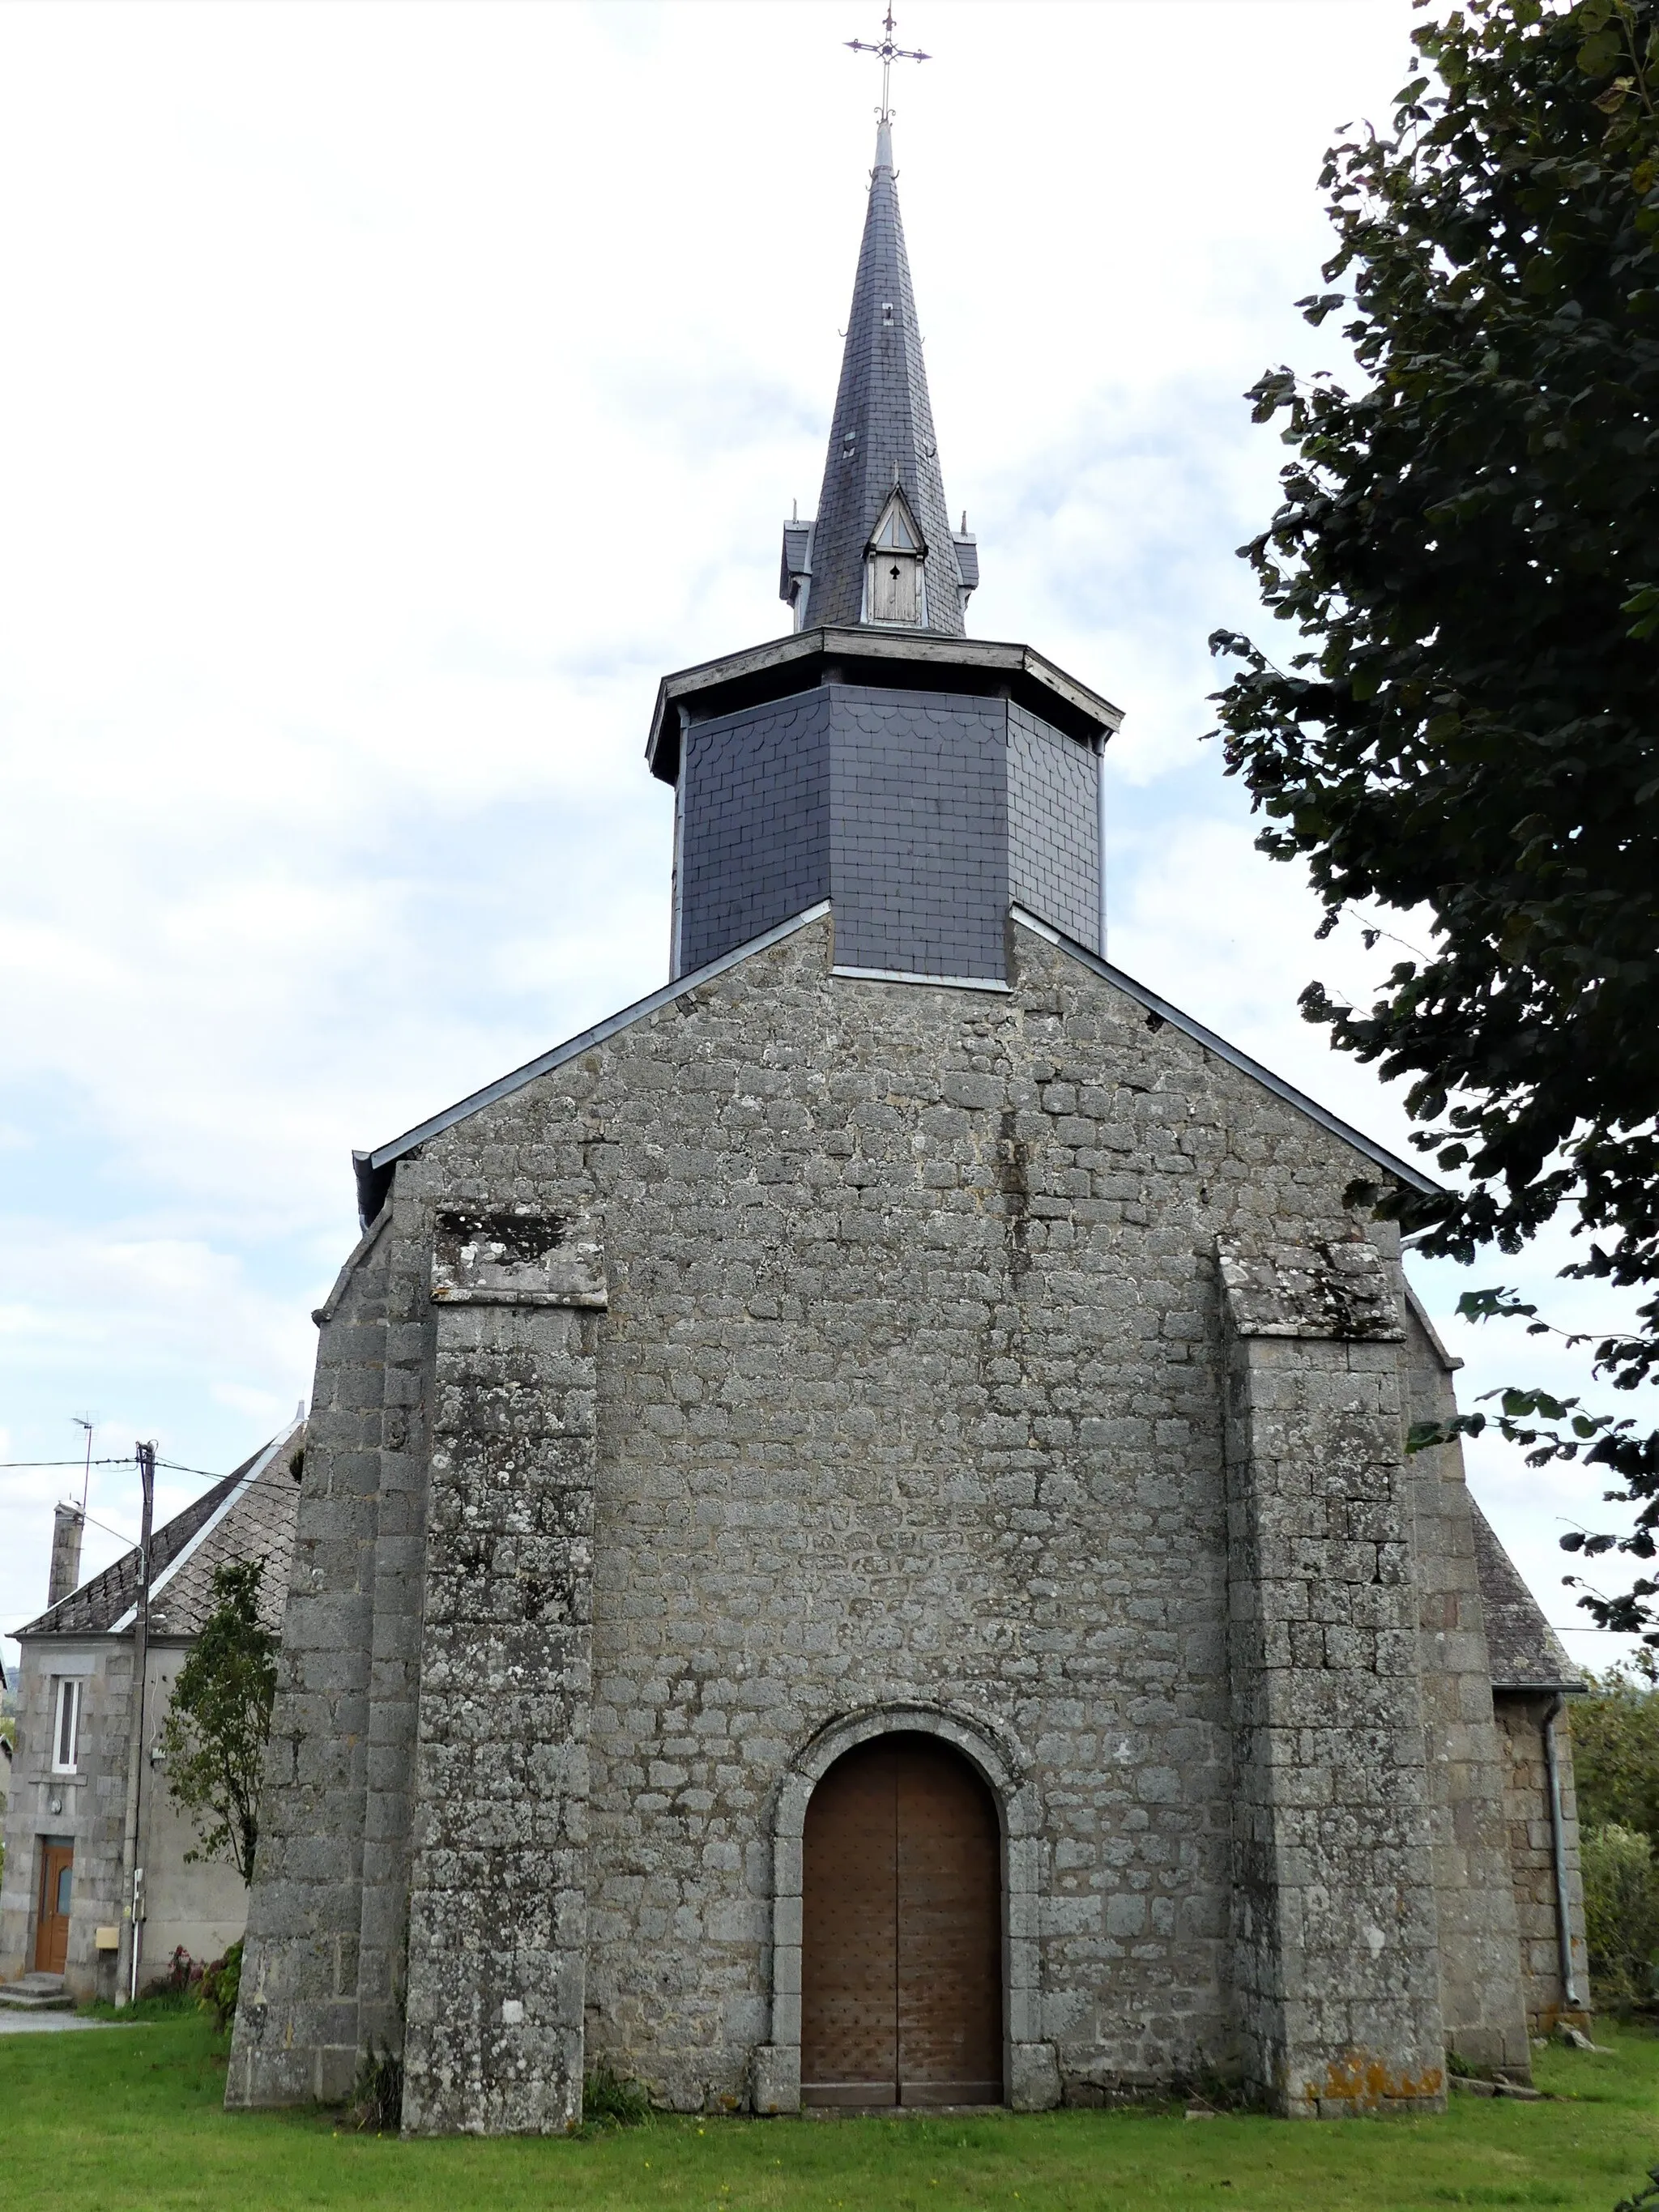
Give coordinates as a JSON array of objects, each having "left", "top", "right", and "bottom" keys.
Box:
[
  {"left": 802, "top": 119, "right": 965, "bottom": 635},
  {"left": 1470, "top": 1496, "right": 1585, "bottom": 1692},
  {"left": 18, "top": 1419, "right": 304, "bottom": 1643}
]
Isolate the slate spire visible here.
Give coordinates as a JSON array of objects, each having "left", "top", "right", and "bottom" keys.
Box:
[{"left": 783, "top": 119, "right": 976, "bottom": 635}]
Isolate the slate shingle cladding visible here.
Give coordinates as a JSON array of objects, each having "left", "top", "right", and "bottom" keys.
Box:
[
  {"left": 19, "top": 1438, "right": 301, "bottom": 1642},
  {"left": 678, "top": 693, "right": 831, "bottom": 977},
  {"left": 805, "top": 130, "right": 963, "bottom": 634},
  {"left": 675, "top": 683, "right": 1098, "bottom": 982},
  {"left": 1471, "top": 1498, "right": 1584, "bottom": 1691},
  {"left": 1007, "top": 701, "right": 1101, "bottom": 949}
]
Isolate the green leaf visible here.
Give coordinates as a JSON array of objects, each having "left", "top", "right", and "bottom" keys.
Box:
[
  {"left": 1213, "top": 0, "right": 1659, "bottom": 1639},
  {"left": 1579, "top": 28, "right": 1623, "bottom": 75}
]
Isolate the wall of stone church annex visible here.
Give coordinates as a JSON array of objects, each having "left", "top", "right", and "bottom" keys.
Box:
[
  {"left": 232, "top": 906, "right": 1526, "bottom": 2120},
  {"left": 228, "top": 1204, "right": 435, "bottom": 2106},
  {"left": 1400, "top": 1306, "right": 1533, "bottom": 2074},
  {"left": 1495, "top": 1694, "right": 1590, "bottom": 2033}
]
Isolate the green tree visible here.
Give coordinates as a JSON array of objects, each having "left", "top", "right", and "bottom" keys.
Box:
[
  {"left": 157, "top": 1558, "right": 278, "bottom": 1883},
  {"left": 1573, "top": 1660, "right": 1659, "bottom": 1839},
  {"left": 1209, "top": 0, "right": 1659, "bottom": 1634},
  {"left": 1581, "top": 1822, "right": 1659, "bottom": 2001}
]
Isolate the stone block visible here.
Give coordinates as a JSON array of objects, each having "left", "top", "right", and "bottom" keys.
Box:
[{"left": 750, "top": 2042, "right": 801, "bottom": 2116}]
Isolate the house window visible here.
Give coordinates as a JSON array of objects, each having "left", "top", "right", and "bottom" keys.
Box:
[
  {"left": 864, "top": 488, "right": 927, "bottom": 628},
  {"left": 52, "top": 1679, "right": 82, "bottom": 1774}
]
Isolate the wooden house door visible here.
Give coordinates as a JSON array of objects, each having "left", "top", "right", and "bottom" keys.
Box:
[
  {"left": 34, "top": 1844, "right": 73, "bottom": 1975},
  {"left": 801, "top": 1734, "right": 1002, "bottom": 2106}
]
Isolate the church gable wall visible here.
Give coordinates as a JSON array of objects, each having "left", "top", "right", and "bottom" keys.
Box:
[{"left": 370, "top": 912, "right": 1435, "bottom": 2114}]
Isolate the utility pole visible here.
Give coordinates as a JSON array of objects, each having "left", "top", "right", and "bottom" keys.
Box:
[{"left": 116, "top": 1442, "right": 156, "bottom": 2008}]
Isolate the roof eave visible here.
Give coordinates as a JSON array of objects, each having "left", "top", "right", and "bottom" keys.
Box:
[{"left": 646, "top": 629, "right": 1123, "bottom": 782}]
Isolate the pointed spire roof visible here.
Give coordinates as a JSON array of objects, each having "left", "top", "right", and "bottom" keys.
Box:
[{"left": 804, "top": 119, "right": 966, "bottom": 634}]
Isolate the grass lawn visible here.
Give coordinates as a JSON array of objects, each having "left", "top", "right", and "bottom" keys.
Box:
[{"left": 4, "top": 2010, "right": 1657, "bottom": 2212}]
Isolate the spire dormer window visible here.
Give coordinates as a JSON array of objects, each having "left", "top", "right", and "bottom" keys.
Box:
[{"left": 864, "top": 485, "right": 928, "bottom": 629}]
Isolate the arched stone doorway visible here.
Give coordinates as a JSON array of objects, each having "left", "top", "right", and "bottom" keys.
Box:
[{"left": 800, "top": 1732, "right": 1003, "bottom": 2107}]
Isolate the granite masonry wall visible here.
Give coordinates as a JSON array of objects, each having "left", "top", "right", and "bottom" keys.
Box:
[
  {"left": 399, "top": 1248, "right": 601, "bottom": 2132},
  {"left": 228, "top": 1210, "right": 429, "bottom": 2106},
  {"left": 1401, "top": 1306, "right": 1533, "bottom": 2073},
  {"left": 0, "top": 1641, "right": 134, "bottom": 2001},
  {"left": 1221, "top": 1242, "right": 1445, "bottom": 2116},
  {"left": 232, "top": 909, "right": 1535, "bottom": 2128},
  {"left": 1495, "top": 1694, "right": 1590, "bottom": 2032}
]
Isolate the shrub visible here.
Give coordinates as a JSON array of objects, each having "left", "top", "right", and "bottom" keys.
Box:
[
  {"left": 349, "top": 2042, "right": 404, "bottom": 2133},
  {"left": 1583, "top": 1824, "right": 1659, "bottom": 2006},
  {"left": 198, "top": 1939, "right": 242, "bottom": 2035},
  {"left": 583, "top": 2061, "right": 650, "bottom": 2127},
  {"left": 139, "top": 1947, "right": 201, "bottom": 2010}
]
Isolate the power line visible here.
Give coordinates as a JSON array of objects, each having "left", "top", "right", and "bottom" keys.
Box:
[
  {"left": 0, "top": 1455, "right": 226, "bottom": 1478},
  {"left": 0, "top": 1457, "right": 133, "bottom": 1470}
]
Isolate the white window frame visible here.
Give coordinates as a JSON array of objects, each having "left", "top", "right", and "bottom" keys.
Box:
[{"left": 51, "top": 1677, "right": 82, "bottom": 1774}]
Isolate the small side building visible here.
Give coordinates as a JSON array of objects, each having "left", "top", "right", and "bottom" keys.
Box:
[
  {"left": 1473, "top": 1504, "right": 1592, "bottom": 2032},
  {"left": 0, "top": 1420, "right": 303, "bottom": 2002}
]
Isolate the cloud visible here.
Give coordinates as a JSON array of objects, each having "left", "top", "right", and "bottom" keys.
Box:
[{"left": 1, "top": 0, "right": 1641, "bottom": 1671}]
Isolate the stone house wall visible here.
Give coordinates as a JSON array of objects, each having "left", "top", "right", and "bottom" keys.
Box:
[
  {"left": 0, "top": 1640, "right": 132, "bottom": 1999},
  {"left": 0, "top": 1639, "right": 252, "bottom": 1999}
]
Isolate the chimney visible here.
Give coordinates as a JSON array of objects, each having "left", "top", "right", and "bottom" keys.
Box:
[{"left": 48, "top": 1504, "right": 84, "bottom": 1608}]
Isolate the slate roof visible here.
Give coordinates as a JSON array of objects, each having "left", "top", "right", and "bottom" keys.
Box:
[
  {"left": 804, "top": 120, "right": 965, "bottom": 635},
  {"left": 1471, "top": 1497, "right": 1584, "bottom": 1692},
  {"left": 19, "top": 1419, "right": 304, "bottom": 1643}
]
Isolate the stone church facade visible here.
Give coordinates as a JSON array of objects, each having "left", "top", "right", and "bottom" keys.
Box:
[{"left": 228, "top": 119, "right": 1587, "bottom": 2133}]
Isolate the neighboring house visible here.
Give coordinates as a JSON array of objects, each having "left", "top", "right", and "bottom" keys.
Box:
[
  {"left": 1, "top": 1661, "right": 12, "bottom": 1826},
  {"left": 0, "top": 1418, "right": 303, "bottom": 2000},
  {"left": 228, "top": 119, "right": 1593, "bottom": 2133}
]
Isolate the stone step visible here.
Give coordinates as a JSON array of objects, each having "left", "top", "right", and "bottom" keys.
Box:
[{"left": 0, "top": 1975, "right": 75, "bottom": 2011}]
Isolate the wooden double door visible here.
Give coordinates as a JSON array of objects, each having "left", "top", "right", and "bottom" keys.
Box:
[{"left": 801, "top": 1733, "right": 1004, "bottom": 2107}]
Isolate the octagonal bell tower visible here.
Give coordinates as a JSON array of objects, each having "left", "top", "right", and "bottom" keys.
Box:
[{"left": 647, "top": 118, "right": 1121, "bottom": 989}]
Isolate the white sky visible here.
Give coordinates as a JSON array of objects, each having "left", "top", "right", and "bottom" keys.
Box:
[{"left": 0, "top": 0, "right": 1644, "bottom": 1681}]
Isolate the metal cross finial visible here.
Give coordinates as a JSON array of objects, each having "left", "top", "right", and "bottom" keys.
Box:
[{"left": 846, "top": 7, "right": 929, "bottom": 123}]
